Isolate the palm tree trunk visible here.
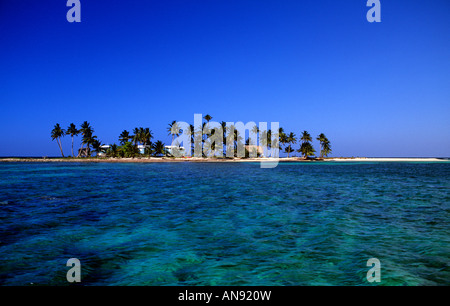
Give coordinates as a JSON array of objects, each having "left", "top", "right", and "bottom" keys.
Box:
[
  {"left": 71, "top": 136, "right": 74, "bottom": 157},
  {"left": 78, "top": 143, "right": 84, "bottom": 157},
  {"left": 57, "top": 137, "right": 64, "bottom": 157}
]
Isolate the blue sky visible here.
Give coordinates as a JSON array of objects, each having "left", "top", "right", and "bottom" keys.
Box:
[{"left": 0, "top": 0, "right": 449, "bottom": 157}]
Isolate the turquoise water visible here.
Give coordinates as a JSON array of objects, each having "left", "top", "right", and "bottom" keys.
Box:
[{"left": 0, "top": 161, "right": 449, "bottom": 286}]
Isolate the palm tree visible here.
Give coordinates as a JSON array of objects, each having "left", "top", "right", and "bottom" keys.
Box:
[
  {"left": 184, "top": 124, "right": 195, "bottom": 154},
  {"left": 119, "top": 130, "right": 130, "bottom": 145},
  {"left": 224, "top": 124, "right": 237, "bottom": 157},
  {"left": 279, "top": 128, "right": 288, "bottom": 152},
  {"left": 321, "top": 141, "right": 332, "bottom": 157},
  {"left": 78, "top": 121, "right": 94, "bottom": 157},
  {"left": 152, "top": 140, "right": 165, "bottom": 156},
  {"left": 249, "top": 125, "right": 259, "bottom": 146},
  {"left": 51, "top": 123, "right": 65, "bottom": 157},
  {"left": 202, "top": 115, "right": 213, "bottom": 150},
  {"left": 107, "top": 144, "right": 119, "bottom": 157},
  {"left": 317, "top": 133, "right": 332, "bottom": 158},
  {"left": 259, "top": 129, "right": 273, "bottom": 149},
  {"left": 259, "top": 130, "right": 268, "bottom": 147},
  {"left": 317, "top": 133, "right": 327, "bottom": 144},
  {"left": 298, "top": 142, "right": 316, "bottom": 158},
  {"left": 144, "top": 146, "right": 154, "bottom": 156},
  {"left": 232, "top": 128, "right": 244, "bottom": 157},
  {"left": 82, "top": 132, "right": 97, "bottom": 157},
  {"left": 192, "top": 123, "right": 203, "bottom": 157},
  {"left": 203, "top": 137, "right": 216, "bottom": 157},
  {"left": 267, "top": 129, "right": 272, "bottom": 149},
  {"left": 284, "top": 145, "right": 295, "bottom": 157},
  {"left": 91, "top": 139, "right": 103, "bottom": 156},
  {"left": 120, "top": 142, "right": 138, "bottom": 158},
  {"left": 142, "top": 128, "right": 153, "bottom": 146},
  {"left": 132, "top": 127, "right": 141, "bottom": 146},
  {"left": 251, "top": 125, "right": 259, "bottom": 135},
  {"left": 66, "top": 123, "right": 79, "bottom": 157},
  {"left": 202, "top": 121, "right": 210, "bottom": 142},
  {"left": 167, "top": 121, "right": 180, "bottom": 145},
  {"left": 286, "top": 132, "right": 296, "bottom": 158},
  {"left": 221, "top": 121, "right": 227, "bottom": 157},
  {"left": 203, "top": 114, "right": 212, "bottom": 122},
  {"left": 287, "top": 132, "right": 296, "bottom": 144},
  {"left": 259, "top": 129, "right": 270, "bottom": 157},
  {"left": 300, "top": 130, "right": 312, "bottom": 143},
  {"left": 298, "top": 130, "right": 315, "bottom": 158},
  {"left": 138, "top": 127, "right": 144, "bottom": 145}
]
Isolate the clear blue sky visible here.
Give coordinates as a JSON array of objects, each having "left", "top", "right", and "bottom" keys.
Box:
[{"left": 1, "top": 0, "right": 449, "bottom": 157}]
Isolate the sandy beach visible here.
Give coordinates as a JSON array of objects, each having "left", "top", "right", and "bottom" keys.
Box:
[
  {"left": 327, "top": 157, "right": 447, "bottom": 162},
  {"left": 0, "top": 157, "right": 447, "bottom": 163}
]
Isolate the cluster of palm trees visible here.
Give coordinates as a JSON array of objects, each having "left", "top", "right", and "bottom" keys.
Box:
[
  {"left": 286, "top": 131, "right": 330, "bottom": 159},
  {"left": 167, "top": 116, "right": 251, "bottom": 157},
  {"left": 51, "top": 123, "right": 166, "bottom": 158},
  {"left": 50, "top": 124, "right": 65, "bottom": 157},
  {"left": 315, "top": 133, "right": 332, "bottom": 158},
  {"left": 51, "top": 116, "right": 332, "bottom": 159},
  {"left": 117, "top": 128, "right": 165, "bottom": 157},
  {"left": 51, "top": 121, "right": 101, "bottom": 157},
  {"left": 166, "top": 114, "right": 332, "bottom": 158}
]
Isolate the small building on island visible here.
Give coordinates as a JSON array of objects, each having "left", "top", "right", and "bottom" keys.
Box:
[
  {"left": 97, "top": 145, "right": 111, "bottom": 157},
  {"left": 137, "top": 145, "right": 151, "bottom": 155},
  {"left": 165, "top": 146, "right": 186, "bottom": 157},
  {"left": 245, "top": 145, "right": 264, "bottom": 156}
]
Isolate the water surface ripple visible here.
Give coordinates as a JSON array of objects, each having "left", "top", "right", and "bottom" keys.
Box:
[{"left": 0, "top": 162, "right": 449, "bottom": 285}]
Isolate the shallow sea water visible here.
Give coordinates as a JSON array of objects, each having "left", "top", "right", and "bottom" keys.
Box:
[{"left": 0, "top": 161, "right": 449, "bottom": 285}]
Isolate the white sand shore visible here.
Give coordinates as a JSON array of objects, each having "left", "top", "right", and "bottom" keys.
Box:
[
  {"left": 327, "top": 157, "right": 447, "bottom": 162},
  {"left": 0, "top": 157, "right": 447, "bottom": 163}
]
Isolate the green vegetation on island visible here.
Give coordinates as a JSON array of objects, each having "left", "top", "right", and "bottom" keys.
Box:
[{"left": 51, "top": 114, "right": 332, "bottom": 159}]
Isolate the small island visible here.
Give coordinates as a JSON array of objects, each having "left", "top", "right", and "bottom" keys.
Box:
[
  {"left": 0, "top": 114, "right": 444, "bottom": 163},
  {"left": 45, "top": 115, "right": 334, "bottom": 162}
]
